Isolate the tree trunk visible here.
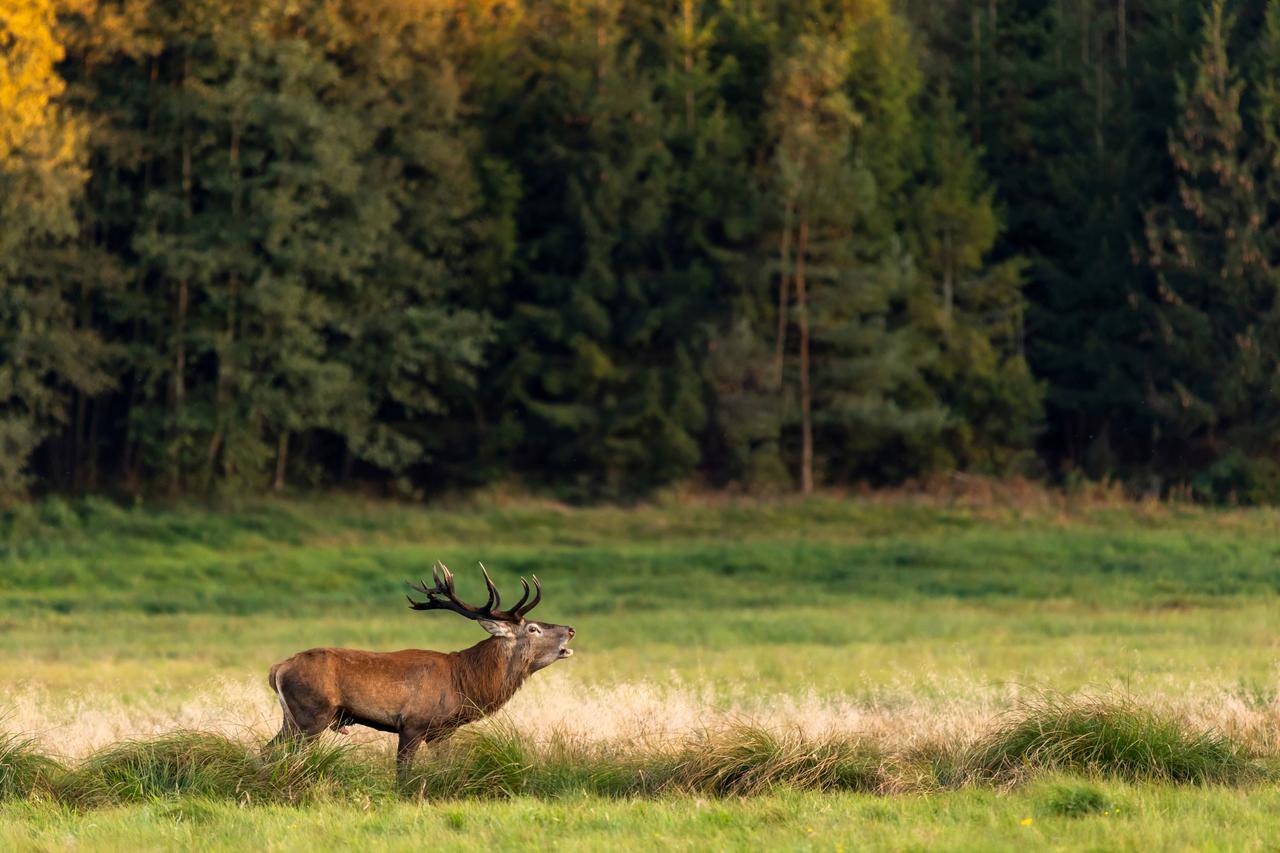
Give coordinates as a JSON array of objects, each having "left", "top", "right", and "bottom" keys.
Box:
[
  {"left": 942, "top": 228, "right": 954, "bottom": 325},
  {"left": 682, "top": 0, "right": 695, "bottom": 132},
  {"left": 170, "top": 53, "right": 193, "bottom": 497},
  {"left": 207, "top": 119, "right": 242, "bottom": 491},
  {"left": 795, "top": 217, "right": 813, "bottom": 495},
  {"left": 774, "top": 199, "right": 795, "bottom": 385},
  {"left": 86, "top": 397, "right": 101, "bottom": 492},
  {"left": 1118, "top": 0, "right": 1127, "bottom": 71},
  {"left": 171, "top": 275, "right": 188, "bottom": 496},
  {"left": 273, "top": 432, "right": 290, "bottom": 492},
  {"left": 971, "top": 8, "right": 982, "bottom": 144}
]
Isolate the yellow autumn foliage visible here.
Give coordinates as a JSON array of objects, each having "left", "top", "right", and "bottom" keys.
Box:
[
  {"left": 0, "top": 0, "right": 83, "bottom": 169},
  {"left": 0, "top": 0, "right": 84, "bottom": 244}
]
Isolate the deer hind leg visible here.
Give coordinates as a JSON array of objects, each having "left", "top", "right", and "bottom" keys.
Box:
[{"left": 266, "top": 664, "right": 336, "bottom": 749}]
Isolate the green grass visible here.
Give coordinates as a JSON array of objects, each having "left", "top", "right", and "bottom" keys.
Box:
[
  {"left": 5, "top": 784, "right": 1280, "bottom": 851},
  {"left": 3, "top": 492, "right": 1280, "bottom": 848}
]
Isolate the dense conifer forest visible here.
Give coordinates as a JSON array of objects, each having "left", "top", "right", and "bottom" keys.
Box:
[{"left": 3, "top": 0, "right": 1278, "bottom": 501}]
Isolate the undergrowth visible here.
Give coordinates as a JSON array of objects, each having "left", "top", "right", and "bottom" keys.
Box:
[{"left": 1, "top": 694, "right": 1266, "bottom": 809}]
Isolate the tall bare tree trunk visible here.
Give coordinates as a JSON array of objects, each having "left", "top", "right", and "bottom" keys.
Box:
[
  {"left": 942, "top": 228, "right": 954, "bottom": 325},
  {"left": 1118, "top": 0, "right": 1127, "bottom": 70},
  {"left": 774, "top": 199, "right": 795, "bottom": 384},
  {"left": 207, "top": 119, "right": 242, "bottom": 491},
  {"left": 971, "top": 8, "right": 982, "bottom": 144},
  {"left": 273, "top": 432, "right": 289, "bottom": 492},
  {"left": 124, "top": 58, "right": 160, "bottom": 489},
  {"left": 795, "top": 217, "right": 812, "bottom": 495},
  {"left": 682, "top": 0, "right": 695, "bottom": 132},
  {"left": 170, "top": 53, "right": 193, "bottom": 497}
]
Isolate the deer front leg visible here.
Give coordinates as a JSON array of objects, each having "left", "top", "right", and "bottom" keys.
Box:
[{"left": 396, "top": 727, "right": 430, "bottom": 781}]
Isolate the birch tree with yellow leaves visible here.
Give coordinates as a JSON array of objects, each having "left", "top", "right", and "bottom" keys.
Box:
[{"left": 0, "top": 0, "right": 110, "bottom": 496}]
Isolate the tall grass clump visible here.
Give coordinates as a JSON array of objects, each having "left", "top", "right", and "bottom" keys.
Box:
[
  {"left": 405, "top": 725, "right": 532, "bottom": 799},
  {"left": 60, "top": 732, "right": 388, "bottom": 807},
  {"left": 666, "top": 727, "right": 886, "bottom": 796},
  {"left": 402, "top": 723, "right": 886, "bottom": 800},
  {"left": 964, "top": 693, "right": 1259, "bottom": 785},
  {"left": 0, "top": 734, "right": 63, "bottom": 800}
]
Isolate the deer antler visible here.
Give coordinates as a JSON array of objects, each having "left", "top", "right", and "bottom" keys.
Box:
[
  {"left": 512, "top": 574, "right": 541, "bottom": 619},
  {"left": 406, "top": 562, "right": 540, "bottom": 623}
]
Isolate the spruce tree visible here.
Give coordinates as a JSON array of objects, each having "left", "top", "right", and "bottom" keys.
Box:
[
  {"left": 909, "top": 90, "right": 1041, "bottom": 473},
  {"left": 1144, "top": 1, "right": 1275, "bottom": 481},
  {"left": 483, "top": 0, "right": 703, "bottom": 496}
]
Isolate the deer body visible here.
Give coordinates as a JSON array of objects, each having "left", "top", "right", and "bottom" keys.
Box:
[{"left": 267, "top": 565, "right": 574, "bottom": 772}]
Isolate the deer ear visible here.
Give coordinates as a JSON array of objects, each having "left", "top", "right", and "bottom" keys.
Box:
[{"left": 478, "top": 619, "right": 517, "bottom": 638}]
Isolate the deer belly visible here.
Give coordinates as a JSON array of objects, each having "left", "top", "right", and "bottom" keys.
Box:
[{"left": 335, "top": 708, "right": 399, "bottom": 734}]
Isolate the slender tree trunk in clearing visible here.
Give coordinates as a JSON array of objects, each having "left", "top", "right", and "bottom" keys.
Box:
[
  {"left": 207, "top": 120, "right": 242, "bottom": 492},
  {"left": 170, "top": 52, "right": 192, "bottom": 497},
  {"left": 942, "top": 228, "right": 954, "bottom": 325},
  {"left": 273, "top": 432, "right": 289, "bottom": 492},
  {"left": 774, "top": 199, "right": 795, "bottom": 385},
  {"left": 795, "top": 216, "right": 812, "bottom": 495}
]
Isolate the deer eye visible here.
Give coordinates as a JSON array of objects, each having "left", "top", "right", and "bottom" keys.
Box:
[{"left": 526, "top": 623, "right": 541, "bottom": 635}]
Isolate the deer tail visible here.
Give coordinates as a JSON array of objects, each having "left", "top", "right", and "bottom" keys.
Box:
[{"left": 269, "top": 662, "right": 299, "bottom": 730}]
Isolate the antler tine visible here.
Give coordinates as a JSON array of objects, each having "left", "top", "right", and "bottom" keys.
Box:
[
  {"left": 478, "top": 563, "right": 501, "bottom": 611},
  {"left": 514, "top": 574, "right": 541, "bottom": 618},
  {"left": 509, "top": 577, "right": 531, "bottom": 613}
]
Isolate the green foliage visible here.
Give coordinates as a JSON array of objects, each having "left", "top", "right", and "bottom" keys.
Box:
[
  {"left": 9, "top": 0, "right": 1280, "bottom": 500},
  {"left": 0, "top": 0, "right": 1056, "bottom": 501}
]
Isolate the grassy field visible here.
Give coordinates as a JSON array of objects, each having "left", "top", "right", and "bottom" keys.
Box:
[{"left": 1, "top": 489, "right": 1278, "bottom": 849}]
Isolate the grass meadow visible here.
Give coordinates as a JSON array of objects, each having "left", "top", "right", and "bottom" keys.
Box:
[{"left": 1, "top": 486, "right": 1279, "bottom": 850}]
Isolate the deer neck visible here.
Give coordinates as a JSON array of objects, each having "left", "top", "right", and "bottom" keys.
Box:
[{"left": 452, "top": 636, "right": 531, "bottom": 714}]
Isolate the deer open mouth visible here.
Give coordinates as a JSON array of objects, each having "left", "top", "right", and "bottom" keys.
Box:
[{"left": 558, "top": 643, "right": 574, "bottom": 658}]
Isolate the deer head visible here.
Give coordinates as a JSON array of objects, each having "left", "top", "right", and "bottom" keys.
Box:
[{"left": 407, "top": 562, "right": 575, "bottom": 674}]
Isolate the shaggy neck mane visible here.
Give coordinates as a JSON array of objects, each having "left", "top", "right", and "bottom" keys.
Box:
[{"left": 451, "top": 636, "right": 530, "bottom": 714}]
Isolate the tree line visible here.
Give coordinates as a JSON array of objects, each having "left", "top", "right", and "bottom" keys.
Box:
[{"left": 0, "top": 0, "right": 1277, "bottom": 501}]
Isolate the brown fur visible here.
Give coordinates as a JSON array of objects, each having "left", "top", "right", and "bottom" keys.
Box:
[{"left": 267, "top": 618, "right": 575, "bottom": 774}]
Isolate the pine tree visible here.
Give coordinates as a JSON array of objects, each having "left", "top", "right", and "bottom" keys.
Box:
[
  {"left": 1143, "top": 0, "right": 1275, "bottom": 477},
  {"left": 909, "top": 90, "right": 1041, "bottom": 473},
  {"left": 766, "top": 29, "right": 865, "bottom": 492},
  {"left": 766, "top": 6, "right": 947, "bottom": 490},
  {"left": 482, "top": 0, "right": 704, "bottom": 496}
]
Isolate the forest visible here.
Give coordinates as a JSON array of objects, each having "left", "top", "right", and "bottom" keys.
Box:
[{"left": 3, "top": 0, "right": 1279, "bottom": 502}]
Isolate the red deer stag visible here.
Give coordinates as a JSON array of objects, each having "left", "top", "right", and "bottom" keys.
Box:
[{"left": 267, "top": 563, "right": 575, "bottom": 774}]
